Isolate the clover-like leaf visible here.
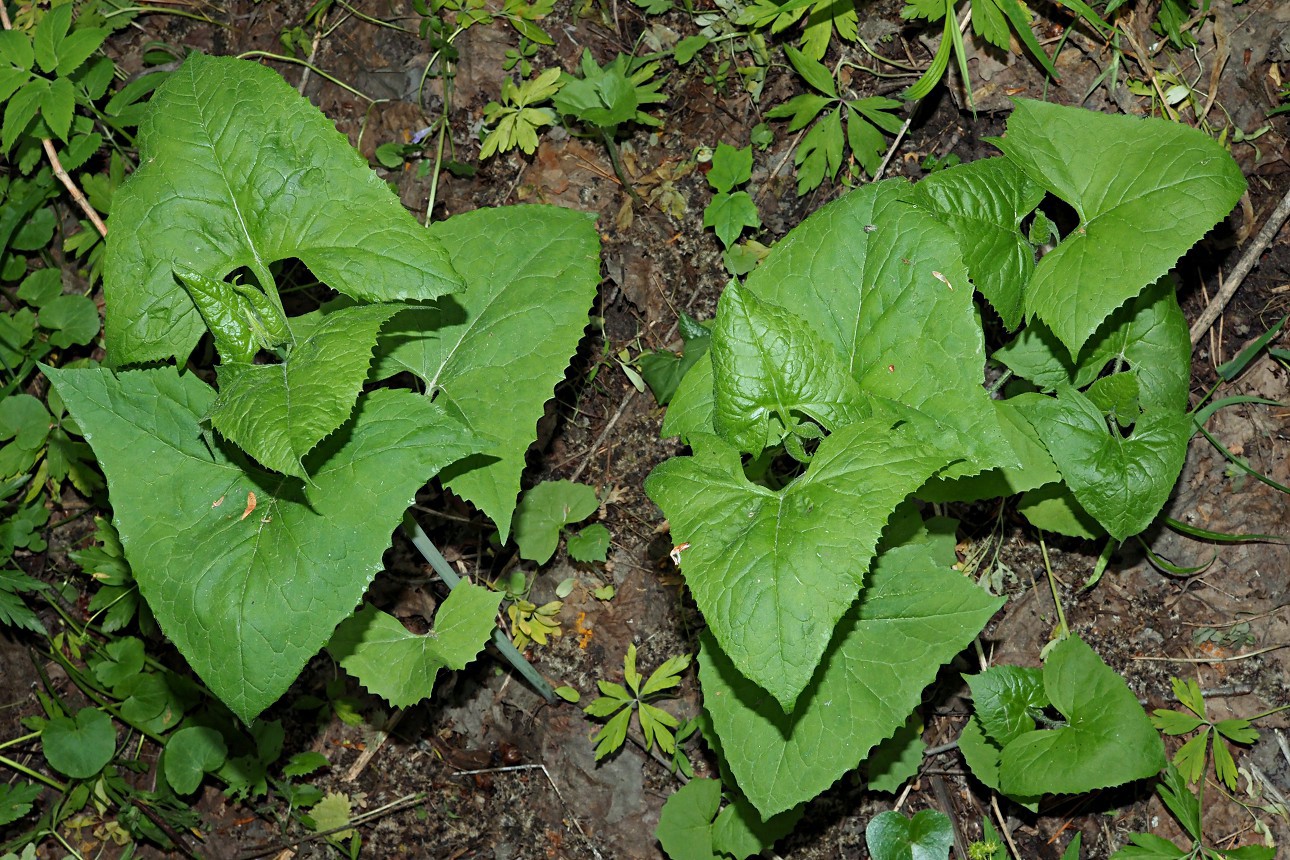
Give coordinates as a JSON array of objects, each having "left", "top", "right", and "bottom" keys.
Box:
[
  {"left": 328, "top": 583, "right": 502, "bottom": 708},
  {"left": 164, "top": 726, "right": 228, "bottom": 795},
  {"left": 657, "top": 778, "right": 722, "bottom": 860},
  {"left": 865, "top": 809, "right": 954, "bottom": 860},
  {"left": 907, "top": 156, "right": 1043, "bottom": 330},
  {"left": 698, "top": 533, "right": 1003, "bottom": 816},
  {"left": 649, "top": 422, "right": 954, "bottom": 713},
  {"left": 710, "top": 282, "right": 868, "bottom": 454},
  {"left": 998, "top": 635, "right": 1166, "bottom": 796},
  {"left": 41, "top": 707, "right": 116, "bottom": 779},
  {"left": 105, "top": 53, "right": 463, "bottom": 366},
  {"left": 512, "top": 480, "right": 600, "bottom": 564},
  {"left": 1023, "top": 386, "right": 1190, "bottom": 541},
  {"left": 44, "top": 365, "right": 486, "bottom": 722},
  {"left": 374, "top": 205, "right": 599, "bottom": 541},
  {"left": 995, "top": 99, "right": 1245, "bottom": 358},
  {"left": 206, "top": 303, "right": 403, "bottom": 479}
]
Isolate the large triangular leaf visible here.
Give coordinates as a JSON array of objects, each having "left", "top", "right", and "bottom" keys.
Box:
[
  {"left": 699, "top": 535, "right": 1003, "bottom": 817},
  {"left": 328, "top": 583, "right": 502, "bottom": 708},
  {"left": 1022, "top": 387, "right": 1190, "bottom": 541},
  {"left": 906, "top": 156, "right": 1043, "bottom": 330},
  {"left": 374, "top": 205, "right": 600, "bottom": 541},
  {"left": 105, "top": 53, "right": 463, "bottom": 366},
  {"left": 44, "top": 366, "right": 485, "bottom": 722},
  {"left": 648, "top": 424, "right": 952, "bottom": 713},
  {"left": 742, "top": 180, "right": 1014, "bottom": 478},
  {"left": 711, "top": 282, "right": 867, "bottom": 453},
  {"left": 995, "top": 99, "right": 1245, "bottom": 358},
  {"left": 206, "top": 303, "right": 403, "bottom": 479},
  {"left": 999, "top": 635, "right": 1165, "bottom": 796}
]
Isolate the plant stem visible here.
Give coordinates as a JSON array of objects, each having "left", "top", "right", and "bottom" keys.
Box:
[
  {"left": 1039, "top": 533, "right": 1069, "bottom": 640},
  {"left": 0, "top": 753, "right": 67, "bottom": 792},
  {"left": 402, "top": 514, "right": 557, "bottom": 703},
  {"left": 599, "top": 127, "right": 646, "bottom": 207}
]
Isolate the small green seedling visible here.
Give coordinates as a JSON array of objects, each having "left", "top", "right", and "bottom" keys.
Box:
[
  {"left": 512, "top": 480, "right": 607, "bottom": 564},
  {"left": 480, "top": 67, "right": 563, "bottom": 159},
  {"left": 702, "top": 142, "right": 761, "bottom": 251},
  {"left": 1112, "top": 764, "right": 1275, "bottom": 859},
  {"left": 552, "top": 50, "right": 666, "bottom": 204},
  {"left": 1151, "top": 676, "right": 1278, "bottom": 792},
  {"left": 764, "top": 47, "right": 903, "bottom": 194},
  {"left": 584, "top": 644, "right": 689, "bottom": 760}
]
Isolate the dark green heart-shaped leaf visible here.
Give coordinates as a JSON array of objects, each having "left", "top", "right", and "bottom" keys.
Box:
[{"left": 42, "top": 707, "right": 115, "bottom": 779}]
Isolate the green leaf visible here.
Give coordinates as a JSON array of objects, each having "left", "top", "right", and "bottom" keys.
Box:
[
  {"left": 1150, "top": 708, "right": 1206, "bottom": 736},
  {"left": 207, "top": 303, "right": 402, "bottom": 479},
  {"left": 674, "top": 35, "right": 709, "bottom": 65},
  {"left": 41, "top": 707, "right": 116, "bottom": 779},
  {"left": 1110, "top": 833, "right": 1189, "bottom": 859},
  {"left": 92, "top": 636, "right": 145, "bottom": 687},
  {"left": 907, "top": 157, "right": 1044, "bottom": 330},
  {"left": 18, "top": 268, "right": 63, "bottom": 307},
  {"left": 656, "top": 778, "right": 722, "bottom": 860},
  {"left": 1171, "top": 731, "right": 1210, "bottom": 784},
  {"left": 592, "top": 705, "right": 633, "bottom": 759},
  {"left": 104, "top": 53, "right": 463, "bottom": 366},
  {"left": 0, "top": 781, "right": 41, "bottom": 828},
  {"left": 994, "top": 321, "right": 1076, "bottom": 391},
  {"left": 1214, "top": 717, "right": 1258, "bottom": 745},
  {"left": 38, "top": 294, "right": 100, "bottom": 347},
  {"left": 1073, "top": 277, "right": 1191, "bottom": 412},
  {"left": 0, "top": 30, "right": 34, "bottom": 73},
  {"left": 54, "top": 26, "right": 110, "bottom": 77},
  {"left": 765, "top": 93, "right": 832, "bottom": 132},
  {"left": 1025, "top": 387, "right": 1191, "bottom": 541},
  {"left": 163, "top": 726, "right": 228, "bottom": 795},
  {"left": 328, "top": 583, "right": 502, "bottom": 708},
  {"left": 648, "top": 423, "right": 953, "bottom": 713},
  {"left": 698, "top": 537, "right": 1002, "bottom": 816},
  {"left": 282, "top": 750, "right": 330, "bottom": 778},
  {"left": 45, "top": 366, "right": 485, "bottom": 722},
  {"left": 865, "top": 809, "right": 954, "bottom": 860},
  {"left": 792, "top": 108, "right": 843, "bottom": 194},
  {"left": 40, "top": 76, "right": 74, "bottom": 142},
  {"left": 374, "top": 205, "right": 599, "bottom": 541},
  {"left": 709, "top": 282, "right": 867, "bottom": 453},
  {"left": 957, "top": 714, "right": 1041, "bottom": 811},
  {"left": 0, "top": 394, "right": 52, "bottom": 452},
  {"left": 707, "top": 143, "right": 753, "bottom": 194},
  {"left": 742, "top": 181, "right": 1014, "bottom": 478},
  {"left": 638, "top": 313, "right": 711, "bottom": 406},
  {"left": 567, "top": 523, "right": 610, "bottom": 563},
  {"left": 3, "top": 78, "right": 49, "bottom": 153},
  {"left": 995, "top": 99, "right": 1245, "bottom": 358},
  {"left": 1157, "top": 762, "right": 1201, "bottom": 842},
  {"left": 512, "top": 480, "right": 599, "bottom": 564},
  {"left": 1016, "top": 480, "right": 1105, "bottom": 540},
  {"left": 866, "top": 713, "right": 925, "bottom": 793},
  {"left": 783, "top": 45, "right": 837, "bottom": 98},
  {"left": 966, "top": 665, "right": 1046, "bottom": 747},
  {"left": 33, "top": 4, "right": 73, "bottom": 74},
  {"left": 998, "top": 635, "right": 1166, "bottom": 796},
  {"left": 1085, "top": 372, "right": 1140, "bottom": 425},
  {"left": 711, "top": 789, "right": 803, "bottom": 860},
  {"left": 704, "top": 191, "right": 762, "bottom": 250},
  {"left": 661, "top": 350, "right": 715, "bottom": 442},
  {"left": 552, "top": 50, "right": 640, "bottom": 129}
]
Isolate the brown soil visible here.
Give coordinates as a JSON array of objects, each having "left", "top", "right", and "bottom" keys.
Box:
[{"left": 4, "top": 0, "right": 1290, "bottom": 858}]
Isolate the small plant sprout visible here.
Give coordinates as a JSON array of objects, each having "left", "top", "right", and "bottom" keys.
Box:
[
  {"left": 479, "top": 67, "right": 563, "bottom": 159},
  {"left": 552, "top": 50, "right": 666, "bottom": 205},
  {"left": 1151, "top": 676, "right": 1288, "bottom": 791},
  {"left": 584, "top": 644, "right": 690, "bottom": 760}
]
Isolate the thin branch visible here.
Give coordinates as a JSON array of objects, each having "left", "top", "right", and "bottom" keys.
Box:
[{"left": 1191, "top": 182, "right": 1290, "bottom": 345}]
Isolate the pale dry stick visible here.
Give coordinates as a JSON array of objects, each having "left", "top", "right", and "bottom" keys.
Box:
[
  {"left": 991, "top": 793, "right": 1025, "bottom": 860},
  {"left": 1190, "top": 182, "right": 1290, "bottom": 345},
  {"left": 1131, "top": 642, "right": 1290, "bottom": 664},
  {"left": 297, "top": 10, "right": 326, "bottom": 95},
  {"left": 451, "top": 764, "right": 605, "bottom": 860},
  {"left": 757, "top": 125, "right": 808, "bottom": 204},
  {"left": 342, "top": 707, "right": 405, "bottom": 782},
  {"left": 568, "top": 387, "right": 635, "bottom": 484},
  {"left": 41, "top": 139, "right": 108, "bottom": 238}
]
